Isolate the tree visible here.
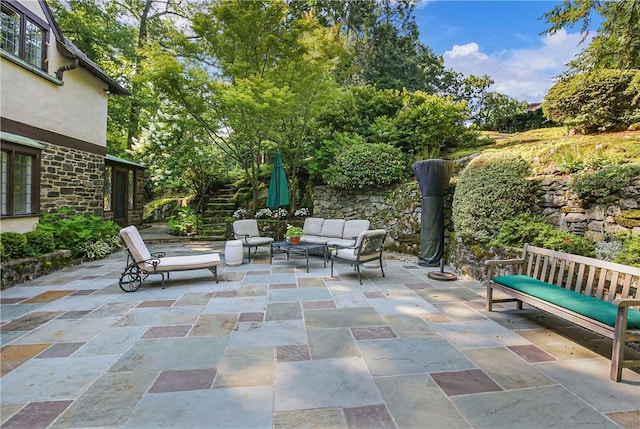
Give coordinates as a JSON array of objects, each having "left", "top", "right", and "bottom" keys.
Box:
[
  {"left": 143, "top": 0, "right": 345, "bottom": 211},
  {"left": 129, "top": 106, "right": 227, "bottom": 202},
  {"left": 49, "top": 0, "right": 187, "bottom": 155},
  {"left": 290, "top": 0, "right": 448, "bottom": 93},
  {"left": 476, "top": 92, "right": 528, "bottom": 130},
  {"left": 542, "top": 0, "right": 640, "bottom": 71}
]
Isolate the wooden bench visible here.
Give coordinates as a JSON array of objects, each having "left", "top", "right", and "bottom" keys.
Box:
[{"left": 485, "top": 244, "right": 640, "bottom": 381}]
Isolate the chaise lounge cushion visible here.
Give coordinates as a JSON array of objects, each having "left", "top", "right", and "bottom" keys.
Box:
[
  {"left": 142, "top": 254, "right": 221, "bottom": 272},
  {"left": 493, "top": 275, "right": 640, "bottom": 329}
]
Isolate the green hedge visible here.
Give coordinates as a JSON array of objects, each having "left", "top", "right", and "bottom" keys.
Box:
[{"left": 324, "top": 143, "right": 407, "bottom": 189}]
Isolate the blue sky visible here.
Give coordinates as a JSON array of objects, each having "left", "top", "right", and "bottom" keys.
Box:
[{"left": 414, "top": 1, "right": 601, "bottom": 102}]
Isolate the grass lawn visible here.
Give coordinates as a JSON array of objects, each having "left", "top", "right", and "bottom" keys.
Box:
[{"left": 444, "top": 127, "right": 640, "bottom": 175}]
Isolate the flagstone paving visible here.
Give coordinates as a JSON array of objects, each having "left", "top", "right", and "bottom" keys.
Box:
[{"left": 1, "top": 232, "right": 639, "bottom": 429}]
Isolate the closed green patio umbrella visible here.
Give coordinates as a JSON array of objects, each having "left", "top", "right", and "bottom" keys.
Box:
[{"left": 266, "top": 150, "right": 290, "bottom": 209}]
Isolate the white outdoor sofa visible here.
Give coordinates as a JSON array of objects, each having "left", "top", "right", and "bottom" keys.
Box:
[{"left": 300, "top": 217, "right": 370, "bottom": 248}]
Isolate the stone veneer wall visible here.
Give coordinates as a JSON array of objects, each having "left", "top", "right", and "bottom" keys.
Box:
[
  {"left": 40, "top": 143, "right": 104, "bottom": 216},
  {"left": 312, "top": 182, "right": 447, "bottom": 255},
  {"left": 312, "top": 173, "right": 639, "bottom": 279}
]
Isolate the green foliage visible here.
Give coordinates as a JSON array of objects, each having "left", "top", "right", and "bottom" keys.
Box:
[
  {"left": 167, "top": 207, "right": 201, "bottom": 235},
  {"left": 452, "top": 153, "right": 532, "bottom": 243},
  {"left": 491, "top": 213, "right": 595, "bottom": 256},
  {"left": 392, "top": 91, "right": 478, "bottom": 159},
  {"left": 80, "top": 240, "right": 115, "bottom": 261},
  {"left": 543, "top": 0, "right": 640, "bottom": 71},
  {"left": 615, "top": 234, "right": 640, "bottom": 267},
  {"left": 491, "top": 213, "right": 551, "bottom": 248},
  {"left": 36, "top": 210, "right": 121, "bottom": 258},
  {"left": 284, "top": 225, "right": 304, "bottom": 238},
  {"left": 130, "top": 109, "right": 227, "bottom": 200},
  {"left": 324, "top": 143, "right": 407, "bottom": 189},
  {"left": 476, "top": 92, "right": 528, "bottom": 130},
  {"left": 0, "top": 232, "right": 28, "bottom": 260},
  {"left": 544, "top": 69, "right": 640, "bottom": 133},
  {"left": 532, "top": 229, "right": 595, "bottom": 256},
  {"left": 24, "top": 230, "right": 55, "bottom": 257},
  {"left": 571, "top": 163, "right": 640, "bottom": 200},
  {"left": 491, "top": 109, "right": 557, "bottom": 133}
]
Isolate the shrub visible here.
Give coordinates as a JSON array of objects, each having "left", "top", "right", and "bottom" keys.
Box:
[
  {"left": 492, "top": 109, "right": 557, "bottom": 133},
  {"left": 491, "top": 213, "right": 595, "bottom": 256},
  {"left": 571, "top": 163, "right": 640, "bottom": 200},
  {"left": 491, "top": 213, "right": 551, "bottom": 248},
  {"left": 452, "top": 153, "right": 532, "bottom": 243},
  {"left": 0, "top": 232, "right": 27, "bottom": 259},
  {"left": 25, "top": 230, "right": 55, "bottom": 256},
  {"left": 544, "top": 69, "right": 640, "bottom": 133},
  {"left": 80, "top": 240, "right": 114, "bottom": 260},
  {"left": 167, "top": 206, "right": 200, "bottom": 235},
  {"left": 614, "top": 234, "right": 640, "bottom": 267},
  {"left": 36, "top": 209, "right": 121, "bottom": 257},
  {"left": 533, "top": 229, "right": 595, "bottom": 256},
  {"left": 324, "top": 143, "right": 407, "bottom": 189}
]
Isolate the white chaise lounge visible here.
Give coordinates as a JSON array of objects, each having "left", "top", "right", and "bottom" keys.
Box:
[{"left": 119, "top": 225, "right": 220, "bottom": 292}]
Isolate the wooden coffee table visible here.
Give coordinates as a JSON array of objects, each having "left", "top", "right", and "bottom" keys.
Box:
[{"left": 270, "top": 241, "right": 327, "bottom": 273}]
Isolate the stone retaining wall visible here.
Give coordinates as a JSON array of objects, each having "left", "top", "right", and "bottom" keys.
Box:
[
  {"left": 535, "top": 175, "right": 640, "bottom": 238},
  {"left": 312, "top": 173, "right": 639, "bottom": 279},
  {"left": 1, "top": 250, "right": 74, "bottom": 289}
]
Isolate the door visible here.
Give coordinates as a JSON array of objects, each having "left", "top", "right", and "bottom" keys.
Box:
[{"left": 113, "top": 169, "right": 128, "bottom": 226}]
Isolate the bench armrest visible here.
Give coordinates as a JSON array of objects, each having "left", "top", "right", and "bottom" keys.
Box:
[{"left": 612, "top": 298, "right": 640, "bottom": 307}]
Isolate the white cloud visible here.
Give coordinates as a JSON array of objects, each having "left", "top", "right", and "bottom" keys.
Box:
[{"left": 443, "top": 29, "right": 590, "bottom": 102}]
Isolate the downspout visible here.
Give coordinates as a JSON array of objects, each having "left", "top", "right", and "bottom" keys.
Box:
[{"left": 55, "top": 58, "right": 79, "bottom": 80}]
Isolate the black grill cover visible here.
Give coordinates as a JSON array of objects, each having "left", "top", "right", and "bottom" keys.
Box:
[{"left": 412, "top": 159, "right": 454, "bottom": 267}]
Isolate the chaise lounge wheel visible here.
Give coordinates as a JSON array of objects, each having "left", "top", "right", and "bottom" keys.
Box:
[{"left": 119, "top": 272, "right": 143, "bottom": 292}]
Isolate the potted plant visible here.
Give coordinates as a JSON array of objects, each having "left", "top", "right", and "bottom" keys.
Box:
[{"left": 285, "top": 225, "right": 304, "bottom": 245}]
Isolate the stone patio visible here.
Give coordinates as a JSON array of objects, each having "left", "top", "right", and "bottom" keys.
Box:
[{"left": 1, "top": 227, "right": 639, "bottom": 428}]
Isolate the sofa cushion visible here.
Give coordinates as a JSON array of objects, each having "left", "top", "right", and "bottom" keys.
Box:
[
  {"left": 320, "top": 219, "right": 345, "bottom": 238},
  {"left": 327, "top": 238, "right": 357, "bottom": 248},
  {"left": 300, "top": 235, "right": 330, "bottom": 245},
  {"left": 492, "top": 274, "right": 640, "bottom": 329},
  {"left": 303, "top": 218, "right": 324, "bottom": 236},
  {"left": 342, "top": 220, "right": 370, "bottom": 240}
]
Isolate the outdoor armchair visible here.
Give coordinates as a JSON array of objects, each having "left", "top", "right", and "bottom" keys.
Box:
[
  {"left": 330, "top": 229, "right": 387, "bottom": 284},
  {"left": 232, "top": 219, "right": 274, "bottom": 262},
  {"left": 119, "top": 225, "right": 219, "bottom": 292}
]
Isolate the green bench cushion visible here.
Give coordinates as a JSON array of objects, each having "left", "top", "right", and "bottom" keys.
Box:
[{"left": 492, "top": 275, "right": 640, "bottom": 330}]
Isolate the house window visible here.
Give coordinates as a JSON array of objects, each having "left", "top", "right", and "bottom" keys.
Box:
[
  {"left": 1, "top": 2, "right": 48, "bottom": 70},
  {"left": 0, "top": 143, "right": 41, "bottom": 217}
]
